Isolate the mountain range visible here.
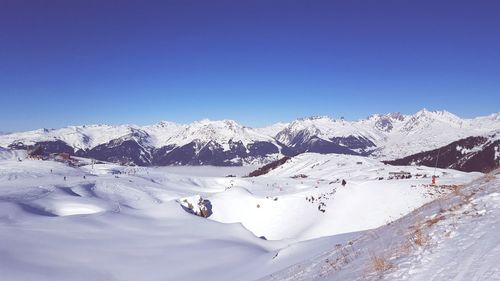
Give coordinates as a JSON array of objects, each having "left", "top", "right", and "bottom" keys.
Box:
[{"left": 1, "top": 109, "right": 499, "bottom": 167}]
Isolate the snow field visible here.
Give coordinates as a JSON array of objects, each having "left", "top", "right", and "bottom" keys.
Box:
[{"left": 0, "top": 150, "right": 487, "bottom": 280}]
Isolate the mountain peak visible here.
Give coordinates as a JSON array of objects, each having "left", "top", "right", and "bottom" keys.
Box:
[
  {"left": 367, "top": 112, "right": 405, "bottom": 122},
  {"left": 296, "top": 116, "right": 334, "bottom": 122},
  {"left": 192, "top": 119, "right": 242, "bottom": 129},
  {"left": 416, "top": 108, "right": 430, "bottom": 115},
  {"left": 156, "top": 120, "right": 178, "bottom": 127},
  {"left": 387, "top": 112, "right": 405, "bottom": 121},
  {"left": 415, "top": 108, "right": 456, "bottom": 117}
]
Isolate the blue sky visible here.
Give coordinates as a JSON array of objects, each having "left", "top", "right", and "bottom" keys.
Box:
[{"left": 1, "top": 0, "right": 499, "bottom": 132}]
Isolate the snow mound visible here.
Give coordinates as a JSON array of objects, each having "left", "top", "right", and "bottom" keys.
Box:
[{"left": 23, "top": 200, "right": 105, "bottom": 216}]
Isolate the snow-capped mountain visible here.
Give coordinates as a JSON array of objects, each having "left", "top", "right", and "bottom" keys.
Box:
[
  {"left": 274, "top": 109, "right": 500, "bottom": 160},
  {"left": 2, "top": 124, "right": 139, "bottom": 151},
  {"left": 386, "top": 130, "right": 500, "bottom": 173},
  {"left": 0, "top": 109, "right": 498, "bottom": 166},
  {"left": 149, "top": 119, "right": 286, "bottom": 166},
  {"left": 370, "top": 109, "right": 500, "bottom": 159},
  {"left": 275, "top": 116, "right": 382, "bottom": 156},
  {"left": 84, "top": 128, "right": 154, "bottom": 166},
  {"left": 1, "top": 119, "right": 285, "bottom": 166}
]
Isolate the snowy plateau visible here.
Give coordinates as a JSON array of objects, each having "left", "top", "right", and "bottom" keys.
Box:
[{"left": 0, "top": 109, "right": 500, "bottom": 281}]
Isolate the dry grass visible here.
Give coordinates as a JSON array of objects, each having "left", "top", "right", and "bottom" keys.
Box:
[
  {"left": 412, "top": 228, "right": 427, "bottom": 247},
  {"left": 370, "top": 255, "right": 392, "bottom": 274},
  {"left": 425, "top": 215, "right": 446, "bottom": 227},
  {"left": 322, "top": 241, "right": 360, "bottom": 274},
  {"left": 399, "top": 240, "right": 413, "bottom": 255},
  {"left": 483, "top": 173, "right": 496, "bottom": 182},
  {"left": 407, "top": 223, "right": 428, "bottom": 248},
  {"left": 452, "top": 184, "right": 464, "bottom": 197}
]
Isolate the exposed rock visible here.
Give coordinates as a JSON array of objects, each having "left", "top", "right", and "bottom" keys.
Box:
[{"left": 178, "top": 195, "right": 213, "bottom": 218}]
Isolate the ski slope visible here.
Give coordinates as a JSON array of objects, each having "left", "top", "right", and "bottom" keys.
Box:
[
  {"left": 209, "top": 153, "right": 479, "bottom": 241},
  {"left": 262, "top": 171, "right": 500, "bottom": 281},
  {"left": 0, "top": 149, "right": 486, "bottom": 280}
]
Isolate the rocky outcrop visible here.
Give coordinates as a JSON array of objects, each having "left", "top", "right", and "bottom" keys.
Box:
[{"left": 178, "top": 195, "right": 213, "bottom": 218}]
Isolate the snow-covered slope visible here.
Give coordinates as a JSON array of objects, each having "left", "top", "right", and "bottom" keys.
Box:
[
  {"left": 387, "top": 130, "right": 500, "bottom": 173},
  {"left": 262, "top": 170, "right": 500, "bottom": 281},
  {"left": 0, "top": 148, "right": 27, "bottom": 160},
  {"left": 255, "top": 122, "right": 290, "bottom": 138},
  {"left": 0, "top": 149, "right": 486, "bottom": 280},
  {"left": 209, "top": 153, "right": 479, "bottom": 241}
]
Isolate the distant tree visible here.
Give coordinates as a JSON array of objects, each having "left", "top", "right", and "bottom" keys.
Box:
[{"left": 28, "top": 145, "right": 43, "bottom": 157}]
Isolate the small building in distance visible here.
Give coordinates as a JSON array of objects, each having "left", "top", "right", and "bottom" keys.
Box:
[{"left": 388, "top": 171, "right": 412, "bottom": 180}]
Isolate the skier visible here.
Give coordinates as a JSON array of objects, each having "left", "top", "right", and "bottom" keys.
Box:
[
  {"left": 341, "top": 179, "right": 347, "bottom": 187},
  {"left": 63, "top": 176, "right": 66, "bottom": 181}
]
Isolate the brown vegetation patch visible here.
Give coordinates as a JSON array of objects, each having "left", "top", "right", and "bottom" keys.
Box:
[{"left": 370, "top": 255, "right": 393, "bottom": 275}]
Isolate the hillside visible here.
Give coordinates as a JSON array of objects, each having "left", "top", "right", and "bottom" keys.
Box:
[
  {"left": 386, "top": 130, "right": 500, "bottom": 173},
  {"left": 0, "top": 149, "right": 484, "bottom": 280},
  {"left": 262, "top": 170, "right": 500, "bottom": 281}
]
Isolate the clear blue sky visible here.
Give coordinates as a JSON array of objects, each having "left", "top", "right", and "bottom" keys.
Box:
[{"left": 1, "top": 0, "right": 499, "bottom": 132}]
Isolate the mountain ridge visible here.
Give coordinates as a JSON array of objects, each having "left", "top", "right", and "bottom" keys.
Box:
[{"left": 1, "top": 109, "right": 498, "bottom": 166}]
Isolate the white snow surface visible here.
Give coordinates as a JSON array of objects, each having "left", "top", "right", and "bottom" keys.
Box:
[
  {"left": 262, "top": 170, "right": 500, "bottom": 281},
  {"left": 254, "top": 122, "right": 290, "bottom": 138},
  {"left": 0, "top": 148, "right": 27, "bottom": 160},
  {"left": 0, "top": 149, "right": 492, "bottom": 281}
]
